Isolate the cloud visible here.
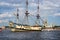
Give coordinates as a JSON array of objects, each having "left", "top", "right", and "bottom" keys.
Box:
[
  {"left": 29, "top": 0, "right": 60, "bottom": 10},
  {"left": 0, "top": 0, "right": 60, "bottom": 26},
  {"left": 32, "top": 0, "right": 35, "bottom": 2},
  {"left": 41, "top": 1, "right": 60, "bottom": 9},
  {"left": 43, "top": 1, "right": 59, "bottom": 7},
  {"left": 0, "top": 20, "right": 2, "bottom": 23},
  {"left": 29, "top": 3, "right": 37, "bottom": 7},
  {"left": 0, "top": 2, "right": 21, "bottom": 7},
  {"left": 0, "top": 20, "right": 8, "bottom": 23},
  {"left": 54, "top": 13, "right": 60, "bottom": 16},
  {"left": 0, "top": 12, "right": 13, "bottom": 18}
]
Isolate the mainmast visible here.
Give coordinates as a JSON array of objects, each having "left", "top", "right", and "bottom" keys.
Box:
[
  {"left": 24, "top": 0, "right": 29, "bottom": 25},
  {"left": 16, "top": 8, "right": 19, "bottom": 24},
  {"left": 36, "top": 0, "right": 40, "bottom": 25},
  {"left": 26, "top": 0, "right": 28, "bottom": 12}
]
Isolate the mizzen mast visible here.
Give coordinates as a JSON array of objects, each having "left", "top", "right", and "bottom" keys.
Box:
[{"left": 36, "top": 0, "right": 40, "bottom": 25}]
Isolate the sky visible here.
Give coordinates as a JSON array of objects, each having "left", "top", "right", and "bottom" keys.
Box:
[{"left": 0, "top": 0, "right": 60, "bottom": 27}]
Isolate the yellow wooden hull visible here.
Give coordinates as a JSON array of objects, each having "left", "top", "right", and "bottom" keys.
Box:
[{"left": 10, "top": 25, "right": 42, "bottom": 32}]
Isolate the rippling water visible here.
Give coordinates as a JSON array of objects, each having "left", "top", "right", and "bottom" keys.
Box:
[{"left": 0, "top": 29, "right": 60, "bottom": 40}]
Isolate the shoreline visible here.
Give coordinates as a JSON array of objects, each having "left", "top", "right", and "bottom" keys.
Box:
[{"left": 42, "top": 27, "right": 60, "bottom": 31}]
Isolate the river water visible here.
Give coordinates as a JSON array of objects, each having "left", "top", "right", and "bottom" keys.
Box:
[{"left": 0, "top": 29, "right": 60, "bottom": 40}]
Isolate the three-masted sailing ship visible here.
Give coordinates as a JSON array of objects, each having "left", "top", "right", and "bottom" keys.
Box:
[{"left": 9, "top": 0, "right": 43, "bottom": 32}]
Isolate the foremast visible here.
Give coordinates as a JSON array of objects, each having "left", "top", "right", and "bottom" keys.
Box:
[{"left": 24, "top": 0, "right": 29, "bottom": 25}]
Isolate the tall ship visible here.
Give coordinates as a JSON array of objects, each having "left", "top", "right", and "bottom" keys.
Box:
[{"left": 9, "top": 0, "right": 45, "bottom": 32}]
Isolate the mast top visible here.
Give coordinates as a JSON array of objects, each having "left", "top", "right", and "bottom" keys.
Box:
[
  {"left": 25, "top": 0, "right": 29, "bottom": 16},
  {"left": 37, "top": 0, "right": 39, "bottom": 14},
  {"left": 36, "top": 0, "right": 40, "bottom": 19},
  {"left": 26, "top": 0, "right": 28, "bottom": 12}
]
